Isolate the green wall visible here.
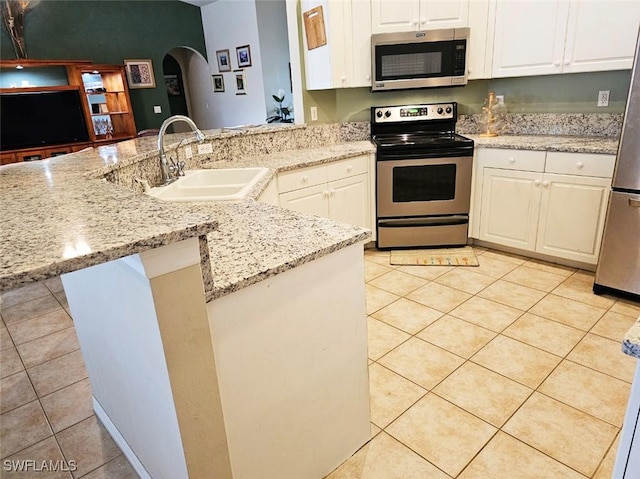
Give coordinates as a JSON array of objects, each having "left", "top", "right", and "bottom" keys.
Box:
[
  {"left": 305, "top": 69, "right": 632, "bottom": 123},
  {"left": 0, "top": 0, "right": 207, "bottom": 130}
]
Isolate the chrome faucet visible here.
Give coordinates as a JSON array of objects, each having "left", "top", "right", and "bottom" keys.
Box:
[{"left": 157, "top": 115, "right": 206, "bottom": 185}]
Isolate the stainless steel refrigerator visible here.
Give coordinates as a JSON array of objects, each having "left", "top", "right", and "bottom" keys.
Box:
[{"left": 594, "top": 30, "right": 640, "bottom": 298}]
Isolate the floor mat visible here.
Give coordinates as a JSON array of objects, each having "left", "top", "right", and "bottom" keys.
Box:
[{"left": 390, "top": 246, "right": 479, "bottom": 266}]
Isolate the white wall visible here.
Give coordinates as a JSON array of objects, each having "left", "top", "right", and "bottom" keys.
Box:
[
  {"left": 201, "top": 0, "right": 268, "bottom": 127},
  {"left": 256, "top": 0, "right": 292, "bottom": 121}
]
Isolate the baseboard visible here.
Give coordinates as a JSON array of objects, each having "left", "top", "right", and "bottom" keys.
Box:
[
  {"left": 93, "top": 397, "right": 152, "bottom": 479},
  {"left": 470, "top": 239, "right": 597, "bottom": 272}
]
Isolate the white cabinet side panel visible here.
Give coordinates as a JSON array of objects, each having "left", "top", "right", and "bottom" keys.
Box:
[
  {"left": 62, "top": 257, "right": 187, "bottom": 479},
  {"left": 206, "top": 243, "right": 370, "bottom": 479}
]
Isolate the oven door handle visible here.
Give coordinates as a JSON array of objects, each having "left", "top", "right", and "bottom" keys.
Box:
[{"left": 378, "top": 216, "right": 468, "bottom": 227}]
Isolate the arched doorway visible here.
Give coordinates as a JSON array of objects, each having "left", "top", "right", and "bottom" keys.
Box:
[
  {"left": 162, "top": 53, "right": 190, "bottom": 124},
  {"left": 164, "top": 46, "right": 217, "bottom": 130}
]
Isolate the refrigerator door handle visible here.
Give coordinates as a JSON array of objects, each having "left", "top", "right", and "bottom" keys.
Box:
[{"left": 630, "top": 198, "right": 640, "bottom": 208}]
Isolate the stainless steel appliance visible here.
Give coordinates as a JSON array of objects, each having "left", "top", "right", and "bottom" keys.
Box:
[
  {"left": 594, "top": 30, "right": 640, "bottom": 298},
  {"left": 372, "top": 102, "right": 474, "bottom": 249},
  {"left": 371, "top": 28, "right": 469, "bottom": 91}
]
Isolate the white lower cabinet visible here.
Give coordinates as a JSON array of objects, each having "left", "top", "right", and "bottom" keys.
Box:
[
  {"left": 278, "top": 155, "right": 372, "bottom": 230},
  {"left": 280, "top": 183, "right": 330, "bottom": 218},
  {"left": 480, "top": 168, "right": 542, "bottom": 251},
  {"left": 475, "top": 149, "right": 614, "bottom": 265},
  {"left": 535, "top": 174, "right": 610, "bottom": 263}
]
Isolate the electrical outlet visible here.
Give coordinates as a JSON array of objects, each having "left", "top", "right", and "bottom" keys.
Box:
[
  {"left": 197, "top": 143, "right": 213, "bottom": 154},
  {"left": 598, "top": 90, "right": 610, "bottom": 107},
  {"left": 310, "top": 106, "right": 318, "bottom": 121},
  {"left": 496, "top": 94, "right": 505, "bottom": 104},
  {"left": 153, "top": 105, "right": 162, "bottom": 114},
  {"left": 185, "top": 145, "right": 193, "bottom": 159}
]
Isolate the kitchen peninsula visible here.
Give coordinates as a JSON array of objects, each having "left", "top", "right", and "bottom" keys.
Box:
[{"left": 0, "top": 124, "right": 373, "bottom": 479}]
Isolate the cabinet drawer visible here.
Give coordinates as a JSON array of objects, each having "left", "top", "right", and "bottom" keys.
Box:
[
  {"left": 479, "top": 148, "right": 546, "bottom": 172},
  {"left": 278, "top": 164, "right": 327, "bottom": 193},
  {"left": 327, "top": 155, "right": 369, "bottom": 182},
  {"left": 545, "top": 152, "right": 615, "bottom": 178}
]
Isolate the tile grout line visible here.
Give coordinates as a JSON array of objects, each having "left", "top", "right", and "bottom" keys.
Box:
[{"left": 365, "top": 250, "right": 629, "bottom": 478}]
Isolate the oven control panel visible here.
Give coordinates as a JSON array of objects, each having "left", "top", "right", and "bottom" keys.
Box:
[{"left": 372, "top": 103, "right": 455, "bottom": 123}]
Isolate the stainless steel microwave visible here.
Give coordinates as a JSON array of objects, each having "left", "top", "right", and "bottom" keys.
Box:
[{"left": 371, "top": 28, "right": 469, "bottom": 91}]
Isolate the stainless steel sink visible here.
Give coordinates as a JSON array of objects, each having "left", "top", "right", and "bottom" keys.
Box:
[{"left": 147, "top": 168, "right": 269, "bottom": 202}]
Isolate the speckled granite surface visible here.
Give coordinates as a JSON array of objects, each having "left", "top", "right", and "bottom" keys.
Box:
[
  {"left": 468, "top": 134, "right": 619, "bottom": 155},
  {"left": 623, "top": 319, "right": 640, "bottom": 359},
  {"left": 458, "top": 113, "right": 623, "bottom": 138},
  {"left": 0, "top": 124, "right": 371, "bottom": 301}
]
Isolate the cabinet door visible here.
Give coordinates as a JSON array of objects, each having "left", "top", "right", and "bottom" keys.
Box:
[
  {"left": 348, "top": 0, "right": 372, "bottom": 87},
  {"left": 328, "top": 174, "right": 370, "bottom": 229},
  {"left": 536, "top": 174, "right": 611, "bottom": 264},
  {"left": 419, "top": 0, "right": 469, "bottom": 29},
  {"left": 479, "top": 168, "right": 543, "bottom": 251},
  {"left": 279, "top": 184, "right": 330, "bottom": 218},
  {"left": 371, "top": 0, "right": 420, "bottom": 33},
  {"left": 492, "top": 0, "right": 570, "bottom": 77},
  {"left": 467, "top": 0, "right": 491, "bottom": 79},
  {"left": 563, "top": 0, "right": 640, "bottom": 73}
]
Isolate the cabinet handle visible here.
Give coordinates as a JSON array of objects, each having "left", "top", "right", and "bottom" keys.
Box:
[
  {"left": 542, "top": 181, "right": 550, "bottom": 187},
  {"left": 576, "top": 161, "right": 584, "bottom": 169},
  {"left": 347, "top": 165, "right": 353, "bottom": 172},
  {"left": 554, "top": 61, "right": 560, "bottom": 66},
  {"left": 413, "top": 19, "right": 418, "bottom": 26},
  {"left": 323, "top": 191, "right": 329, "bottom": 199},
  {"left": 302, "top": 175, "right": 308, "bottom": 183},
  {"left": 366, "top": 74, "right": 371, "bottom": 81},
  {"left": 421, "top": 18, "right": 426, "bottom": 24},
  {"left": 534, "top": 180, "right": 541, "bottom": 186},
  {"left": 630, "top": 198, "right": 640, "bottom": 208},
  {"left": 508, "top": 157, "right": 515, "bottom": 164},
  {"left": 330, "top": 190, "right": 335, "bottom": 197}
]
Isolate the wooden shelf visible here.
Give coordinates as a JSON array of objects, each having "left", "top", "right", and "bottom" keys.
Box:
[
  {"left": 0, "top": 60, "right": 136, "bottom": 165},
  {"left": 0, "top": 85, "right": 80, "bottom": 94}
]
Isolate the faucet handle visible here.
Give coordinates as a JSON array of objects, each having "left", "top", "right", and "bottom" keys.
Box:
[{"left": 169, "top": 158, "right": 186, "bottom": 177}]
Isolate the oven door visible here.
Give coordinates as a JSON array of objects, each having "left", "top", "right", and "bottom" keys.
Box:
[{"left": 377, "top": 156, "right": 472, "bottom": 218}]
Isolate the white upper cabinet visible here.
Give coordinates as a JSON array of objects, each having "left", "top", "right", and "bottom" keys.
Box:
[
  {"left": 563, "top": 0, "right": 640, "bottom": 73},
  {"left": 492, "top": 0, "right": 570, "bottom": 78},
  {"left": 302, "top": 0, "right": 371, "bottom": 89},
  {"left": 419, "top": 0, "right": 469, "bottom": 29},
  {"left": 492, "top": 0, "right": 640, "bottom": 78},
  {"left": 371, "top": 0, "right": 421, "bottom": 33},
  {"left": 371, "top": 0, "right": 469, "bottom": 33}
]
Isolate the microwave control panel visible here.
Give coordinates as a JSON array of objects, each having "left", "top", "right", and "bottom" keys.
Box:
[{"left": 372, "top": 103, "right": 455, "bottom": 123}]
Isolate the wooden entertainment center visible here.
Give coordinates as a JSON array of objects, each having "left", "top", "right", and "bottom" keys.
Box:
[{"left": 0, "top": 60, "right": 137, "bottom": 165}]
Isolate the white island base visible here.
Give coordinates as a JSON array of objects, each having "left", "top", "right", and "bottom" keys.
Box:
[{"left": 61, "top": 238, "right": 371, "bottom": 479}]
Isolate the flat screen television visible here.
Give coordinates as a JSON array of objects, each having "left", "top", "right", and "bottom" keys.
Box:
[{"left": 1, "top": 90, "right": 90, "bottom": 151}]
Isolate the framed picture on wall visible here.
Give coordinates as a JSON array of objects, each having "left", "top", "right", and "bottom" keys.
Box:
[
  {"left": 164, "top": 75, "right": 180, "bottom": 96},
  {"left": 234, "top": 70, "right": 246, "bottom": 95},
  {"left": 124, "top": 59, "right": 156, "bottom": 89},
  {"left": 216, "top": 49, "right": 231, "bottom": 72},
  {"left": 236, "top": 45, "right": 252, "bottom": 68},
  {"left": 212, "top": 74, "right": 225, "bottom": 92}
]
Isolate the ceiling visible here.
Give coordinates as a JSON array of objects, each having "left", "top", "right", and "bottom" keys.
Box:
[{"left": 179, "top": 0, "right": 218, "bottom": 7}]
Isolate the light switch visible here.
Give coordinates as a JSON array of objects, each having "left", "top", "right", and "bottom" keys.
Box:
[{"left": 153, "top": 106, "right": 162, "bottom": 114}]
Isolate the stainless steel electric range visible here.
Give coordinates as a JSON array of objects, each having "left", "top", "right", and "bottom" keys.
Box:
[{"left": 371, "top": 102, "right": 474, "bottom": 249}]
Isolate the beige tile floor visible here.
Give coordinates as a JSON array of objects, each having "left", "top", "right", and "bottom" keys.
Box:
[{"left": 1, "top": 247, "right": 639, "bottom": 478}]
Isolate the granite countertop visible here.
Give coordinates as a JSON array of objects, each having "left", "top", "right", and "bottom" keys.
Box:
[
  {"left": 0, "top": 126, "right": 372, "bottom": 301},
  {"left": 468, "top": 134, "right": 619, "bottom": 155},
  {"left": 623, "top": 318, "right": 640, "bottom": 360}
]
